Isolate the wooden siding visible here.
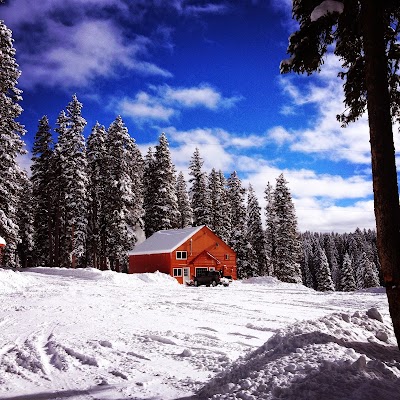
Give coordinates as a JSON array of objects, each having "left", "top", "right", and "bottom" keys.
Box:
[
  {"left": 128, "top": 226, "right": 237, "bottom": 283},
  {"left": 128, "top": 252, "right": 171, "bottom": 275}
]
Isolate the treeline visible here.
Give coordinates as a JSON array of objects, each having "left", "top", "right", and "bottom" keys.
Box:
[
  {"left": 11, "top": 95, "right": 298, "bottom": 277},
  {"left": 5, "top": 96, "right": 382, "bottom": 292},
  {"left": 300, "top": 230, "right": 380, "bottom": 292}
]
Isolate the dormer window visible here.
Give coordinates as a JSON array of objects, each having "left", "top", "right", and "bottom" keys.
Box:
[{"left": 176, "top": 251, "right": 187, "bottom": 260}]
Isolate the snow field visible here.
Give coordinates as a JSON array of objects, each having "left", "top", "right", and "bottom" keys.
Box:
[{"left": 0, "top": 268, "right": 398, "bottom": 400}]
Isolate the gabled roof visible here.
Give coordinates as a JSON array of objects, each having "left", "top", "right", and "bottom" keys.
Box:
[
  {"left": 189, "top": 250, "right": 221, "bottom": 265},
  {"left": 128, "top": 226, "right": 205, "bottom": 256}
]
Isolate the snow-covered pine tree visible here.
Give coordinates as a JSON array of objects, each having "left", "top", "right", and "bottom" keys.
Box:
[
  {"left": 52, "top": 111, "right": 68, "bottom": 267},
  {"left": 53, "top": 96, "right": 88, "bottom": 268},
  {"left": 86, "top": 122, "right": 107, "bottom": 269},
  {"left": 0, "top": 18, "right": 26, "bottom": 268},
  {"left": 300, "top": 232, "right": 315, "bottom": 288},
  {"left": 104, "top": 116, "right": 143, "bottom": 272},
  {"left": 313, "top": 241, "right": 334, "bottom": 292},
  {"left": 340, "top": 252, "right": 356, "bottom": 292},
  {"left": 246, "top": 184, "right": 267, "bottom": 276},
  {"left": 126, "top": 129, "right": 144, "bottom": 246},
  {"left": 357, "top": 251, "right": 380, "bottom": 289},
  {"left": 189, "top": 148, "right": 211, "bottom": 227},
  {"left": 264, "top": 182, "right": 275, "bottom": 276},
  {"left": 272, "top": 174, "right": 302, "bottom": 283},
  {"left": 143, "top": 147, "right": 158, "bottom": 238},
  {"left": 227, "top": 171, "right": 248, "bottom": 279},
  {"left": 176, "top": 171, "right": 193, "bottom": 228},
  {"left": 17, "top": 170, "right": 34, "bottom": 268},
  {"left": 208, "top": 168, "right": 231, "bottom": 242},
  {"left": 323, "top": 234, "right": 340, "bottom": 290},
  {"left": 151, "top": 132, "right": 180, "bottom": 232},
  {"left": 31, "top": 116, "right": 53, "bottom": 267}
]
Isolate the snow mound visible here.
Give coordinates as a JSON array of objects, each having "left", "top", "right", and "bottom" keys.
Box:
[
  {"left": 241, "top": 275, "right": 312, "bottom": 291},
  {"left": 198, "top": 309, "right": 400, "bottom": 400},
  {"left": 0, "top": 268, "right": 35, "bottom": 294},
  {"left": 25, "top": 267, "right": 179, "bottom": 287}
]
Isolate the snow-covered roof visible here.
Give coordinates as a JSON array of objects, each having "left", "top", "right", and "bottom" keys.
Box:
[
  {"left": 0, "top": 236, "right": 6, "bottom": 246},
  {"left": 128, "top": 226, "right": 205, "bottom": 256}
]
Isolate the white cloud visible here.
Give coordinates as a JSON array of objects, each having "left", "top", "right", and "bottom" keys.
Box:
[
  {"left": 273, "top": 54, "right": 373, "bottom": 164},
  {"left": 163, "top": 127, "right": 234, "bottom": 173},
  {"left": 267, "top": 126, "right": 294, "bottom": 146},
  {"left": 117, "top": 84, "right": 242, "bottom": 122},
  {"left": 17, "top": 151, "right": 32, "bottom": 176},
  {"left": 294, "top": 198, "right": 375, "bottom": 233},
  {"left": 183, "top": 3, "right": 230, "bottom": 15},
  {"left": 5, "top": 0, "right": 172, "bottom": 89},
  {"left": 243, "top": 164, "right": 374, "bottom": 233},
  {"left": 119, "top": 92, "right": 175, "bottom": 121},
  {"left": 166, "top": 86, "right": 222, "bottom": 109}
]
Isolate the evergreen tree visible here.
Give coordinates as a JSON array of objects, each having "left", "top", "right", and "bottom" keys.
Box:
[
  {"left": 313, "top": 242, "right": 334, "bottom": 291},
  {"left": 189, "top": 148, "right": 211, "bottom": 226},
  {"left": 246, "top": 184, "right": 267, "bottom": 276},
  {"left": 323, "top": 234, "right": 340, "bottom": 289},
  {"left": 272, "top": 174, "right": 302, "bottom": 283},
  {"left": 0, "top": 18, "right": 26, "bottom": 268},
  {"left": 209, "top": 168, "right": 231, "bottom": 242},
  {"left": 176, "top": 172, "right": 193, "bottom": 228},
  {"left": 151, "top": 132, "right": 180, "bottom": 232},
  {"left": 357, "top": 251, "right": 380, "bottom": 289},
  {"left": 53, "top": 96, "right": 88, "bottom": 268},
  {"left": 86, "top": 122, "right": 107, "bottom": 269},
  {"left": 143, "top": 147, "right": 157, "bottom": 238},
  {"left": 340, "top": 252, "right": 356, "bottom": 291},
  {"left": 227, "top": 171, "right": 248, "bottom": 278},
  {"left": 52, "top": 111, "right": 67, "bottom": 267},
  {"left": 300, "top": 232, "right": 315, "bottom": 288},
  {"left": 264, "top": 182, "right": 276, "bottom": 276},
  {"left": 17, "top": 171, "right": 34, "bottom": 268},
  {"left": 31, "top": 116, "right": 53, "bottom": 267},
  {"left": 104, "top": 116, "right": 143, "bottom": 271}
]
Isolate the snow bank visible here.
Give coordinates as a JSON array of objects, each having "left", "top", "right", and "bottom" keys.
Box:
[
  {"left": 199, "top": 308, "right": 399, "bottom": 399},
  {"left": 241, "top": 275, "right": 313, "bottom": 291},
  {"left": 25, "top": 267, "right": 179, "bottom": 287},
  {"left": 0, "top": 268, "right": 35, "bottom": 294}
]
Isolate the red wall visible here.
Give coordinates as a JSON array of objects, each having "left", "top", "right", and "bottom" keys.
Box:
[{"left": 129, "top": 253, "right": 171, "bottom": 275}]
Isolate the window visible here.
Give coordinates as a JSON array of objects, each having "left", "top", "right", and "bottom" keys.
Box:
[
  {"left": 183, "top": 269, "right": 189, "bottom": 277},
  {"left": 173, "top": 268, "right": 182, "bottom": 277},
  {"left": 176, "top": 251, "right": 187, "bottom": 260},
  {"left": 195, "top": 267, "right": 208, "bottom": 277},
  {"left": 225, "top": 254, "right": 230, "bottom": 260}
]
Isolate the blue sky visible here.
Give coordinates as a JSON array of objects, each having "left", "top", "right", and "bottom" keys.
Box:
[{"left": 3, "top": 0, "right": 399, "bottom": 233}]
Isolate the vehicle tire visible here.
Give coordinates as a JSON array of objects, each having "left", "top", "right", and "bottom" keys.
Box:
[
  {"left": 194, "top": 280, "right": 198, "bottom": 287},
  {"left": 211, "top": 280, "right": 217, "bottom": 287}
]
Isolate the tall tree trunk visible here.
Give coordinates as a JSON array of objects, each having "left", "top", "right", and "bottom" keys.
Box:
[{"left": 362, "top": 0, "right": 400, "bottom": 349}]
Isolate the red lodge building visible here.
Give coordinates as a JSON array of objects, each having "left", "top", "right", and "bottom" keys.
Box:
[{"left": 128, "top": 225, "right": 237, "bottom": 284}]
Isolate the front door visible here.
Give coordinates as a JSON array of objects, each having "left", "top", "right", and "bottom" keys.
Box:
[{"left": 183, "top": 268, "right": 191, "bottom": 285}]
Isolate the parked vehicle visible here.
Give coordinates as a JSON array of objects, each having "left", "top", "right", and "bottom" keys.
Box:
[{"left": 191, "top": 270, "right": 229, "bottom": 287}]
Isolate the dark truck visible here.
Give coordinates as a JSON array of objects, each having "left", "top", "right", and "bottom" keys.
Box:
[{"left": 193, "top": 270, "right": 229, "bottom": 287}]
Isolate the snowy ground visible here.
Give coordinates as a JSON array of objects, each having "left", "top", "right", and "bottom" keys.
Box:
[{"left": 0, "top": 267, "right": 399, "bottom": 400}]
